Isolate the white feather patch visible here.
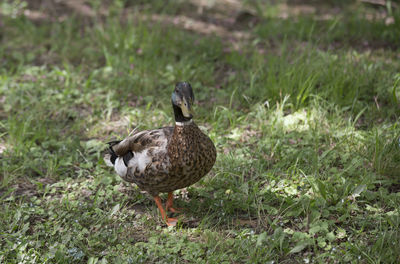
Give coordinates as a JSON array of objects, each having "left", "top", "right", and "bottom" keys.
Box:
[
  {"left": 175, "top": 120, "right": 193, "bottom": 126},
  {"left": 128, "top": 149, "right": 152, "bottom": 173},
  {"left": 103, "top": 154, "right": 114, "bottom": 167},
  {"left": 114, "top": 157, "right": 127, "bottom": 177}
]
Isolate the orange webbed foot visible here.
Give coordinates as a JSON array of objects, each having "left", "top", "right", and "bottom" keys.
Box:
[
  {"left": 166, "top": 217, "right": 178, "bottom": 226},
  {"left": 167, "top": 206, "right": 182, "bottom": 213},
  {"left": 153, "top": 195, "right": 180, "bottom": 227},
  {"left": 166, "top": 192, "right": 183, "bottom": 213}
]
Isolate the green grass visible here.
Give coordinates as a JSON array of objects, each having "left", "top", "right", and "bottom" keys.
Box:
[{"left": 1, "top": 0, "right": 400, "bottom": 263}]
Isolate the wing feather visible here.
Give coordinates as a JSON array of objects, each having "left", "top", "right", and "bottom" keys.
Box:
[{"left": 111, "top": 127, "right": 173, "bottom": 156}]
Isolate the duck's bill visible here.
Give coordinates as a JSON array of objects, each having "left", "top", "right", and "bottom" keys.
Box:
[{"left": 180, "top": 98, "right": 193, "bottom": 118}]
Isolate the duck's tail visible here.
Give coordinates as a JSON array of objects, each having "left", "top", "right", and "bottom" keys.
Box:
[{"left": 103, "top": 140, "right": 121, "bottom": 167}]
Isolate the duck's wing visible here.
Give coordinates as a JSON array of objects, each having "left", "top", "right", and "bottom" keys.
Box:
[{"left": 104, "top": 127, "right": 174, "bottom": 172}]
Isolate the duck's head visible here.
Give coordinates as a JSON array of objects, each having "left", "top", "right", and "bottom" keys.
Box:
[{"left": 171, "top": 82, "right": 195, "bottom": 123}]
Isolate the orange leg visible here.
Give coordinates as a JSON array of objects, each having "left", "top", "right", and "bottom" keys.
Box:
[
  {"left": 153, "top": 196, "right": 178, "bottom": 226},
  {"left": 166, "top": 192, "right": 182, "bottom": 213}
]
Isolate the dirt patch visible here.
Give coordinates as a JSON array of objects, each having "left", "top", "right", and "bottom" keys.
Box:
[
  {"left": 146, "top": 14, "right": 250, "bottom": 41},
  {"left": 388, "top": 183, "right": 400, "bottom": 193},
  {"left": 0, "top": 177, "right": 56, "bottom": 199}
]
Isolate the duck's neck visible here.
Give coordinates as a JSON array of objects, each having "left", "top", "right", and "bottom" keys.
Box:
[
  {"left": 175, "top": 119, "right": 193, "bottom": 126},
  {"left": 173, "top": 104, "right": 193, "bottom": 125}
]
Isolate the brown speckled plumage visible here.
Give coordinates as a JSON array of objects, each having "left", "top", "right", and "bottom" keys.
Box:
[
  {"left": 106, "top": 123, "right": 216, "bottom": 196},
  {"left": 167, "top": 124, "right": 216, "bottom": 193}
]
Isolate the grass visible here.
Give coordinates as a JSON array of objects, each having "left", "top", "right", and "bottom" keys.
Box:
[{"left": 1, "top": 0, "right": 400, "bottom": 263}]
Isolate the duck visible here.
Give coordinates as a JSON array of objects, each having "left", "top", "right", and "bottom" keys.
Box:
[{"left": 104, "top": 82, "right": 217, "bottom": 226}]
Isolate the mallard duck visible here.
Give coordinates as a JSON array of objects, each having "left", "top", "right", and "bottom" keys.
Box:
[{"left": 104, "top": 82, "right": 216, "bottom": 226}]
